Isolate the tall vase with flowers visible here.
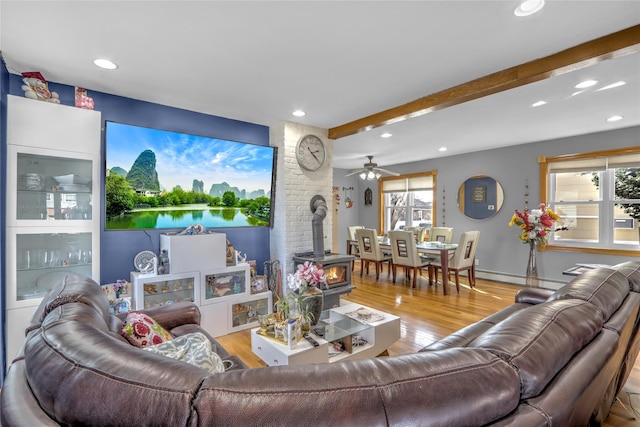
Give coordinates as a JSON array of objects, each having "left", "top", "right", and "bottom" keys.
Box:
[
  {"left": 286, "top": 262, "right": 326, "bottom": 331},
  {"left": 509, "top": 203, "right": 561, "bottom": 286}
]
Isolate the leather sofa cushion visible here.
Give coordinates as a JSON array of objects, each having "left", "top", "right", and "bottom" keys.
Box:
[
  {"left": 470, "top": 299, "right": 603, "bottom": 399},
  {"left": 492, "top": 329, "right": 620, "bottom": 426},
  {"left": 548, "top": 268, "right": 629, "bottom": 322},
  {"left": 27, "top": 273, "right": 110, "bottom": 334},
  {"left": 1, "top": 360, "right": 60, "bottom": 427},
  {"left": 612, "top": 261, "right": 640, "bottom": 292},
  {"left": 421, "top": 303, "right": 530, "bottom": 351},
  {"left": 514, "top": 287, "right": 554, "bottom": 305},
  {"left": 25, "top": 304, "right": 209, "bottom": 426},
  {"left": 194, "top": 348, "right": 521, "bottom": 426}
]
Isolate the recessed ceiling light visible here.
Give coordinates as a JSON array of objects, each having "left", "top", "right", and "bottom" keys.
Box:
[
  {"left": 575, "top": 80, "right": 598, "bottom": 89},
  {"left": 381, "top": 132, "right": 392, "bottom": 138},
  {"left": 514, "top": 0, "right": 545, "bottom": 17},
  {"left": 607, "top": 115, "right": 623, "bottom": 122},
  {"left": 292, "top": 110, "right": 306, "bottom": 117},
  {"left": 93, "top": 58, "right": 118, "bottom": 70},
  {"left": 439, "top": 147, "right": 447, "bottom": 152},
  {"left": 532, "top": 100, "right": 547, "bottom": 107},
  {"left": 597, "top": 81, "right": 626, "bottom": 91}
]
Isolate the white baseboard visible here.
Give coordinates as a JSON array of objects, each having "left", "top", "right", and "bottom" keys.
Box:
[{"left": 474, "top": 270, "right": 566, "bottom": 290}]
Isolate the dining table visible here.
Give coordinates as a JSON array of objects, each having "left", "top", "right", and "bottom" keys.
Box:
[{"left": 347, "top": 237, "right": 458, "bottom": 295}]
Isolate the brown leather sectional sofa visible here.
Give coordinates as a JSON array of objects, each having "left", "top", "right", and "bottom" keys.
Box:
[{"left": 2, "top": 261, "right": 639, "bottom": 426}]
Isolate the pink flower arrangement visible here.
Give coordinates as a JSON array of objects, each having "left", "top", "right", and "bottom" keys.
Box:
[
  {"left": 509, "top": 203, "right": 561, "bottom": 244},
  {"left": 113, "top": 279, "right": 127, "bottom": 293},
  {"left": 287, "top": 261, "right": 326, "bottom": 290}
]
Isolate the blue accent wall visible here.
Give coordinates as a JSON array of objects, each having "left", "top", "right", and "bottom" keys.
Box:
[{"left": 5, "top": 74, "right": 272, "bottom": 284}]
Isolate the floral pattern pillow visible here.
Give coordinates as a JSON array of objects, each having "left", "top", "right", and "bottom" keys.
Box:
[
  {"left": 142, "top": 332, "right": 225, "bottom": 374},
  {"left": 120, "top": 312, "right": 173, "bottom": 348}
]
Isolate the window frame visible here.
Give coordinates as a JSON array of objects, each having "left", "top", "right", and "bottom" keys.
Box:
[
  {"left": 539, "top": 146, "right": 640, "bottom": 256},
  {"left": 377, "top": 170, "right": 437, "bottom": 235}
]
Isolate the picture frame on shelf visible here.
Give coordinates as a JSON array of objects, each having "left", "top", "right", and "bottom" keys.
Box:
[{"left": 251, "top": 275, "right": 267, "bottom": 294}]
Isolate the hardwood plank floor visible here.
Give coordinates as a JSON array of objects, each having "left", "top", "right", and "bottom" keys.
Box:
[{"left": 216, "top": 265, "right": 640, "bottom": 426}]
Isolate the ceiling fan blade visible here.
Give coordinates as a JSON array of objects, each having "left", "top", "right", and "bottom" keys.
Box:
[
  {"left": 374, "top": 167, "right": 400, "bottom": 176},
  {"left": 345, "top": 169, "right": 364, "bottom": 177}
]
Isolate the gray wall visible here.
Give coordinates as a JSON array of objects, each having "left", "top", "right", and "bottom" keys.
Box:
[{"left": 334, "top": 125, "right": 640, "bottom": 285}]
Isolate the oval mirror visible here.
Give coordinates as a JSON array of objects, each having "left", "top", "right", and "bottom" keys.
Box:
[{"left": 457, "top": 175, "right": 504, "bottom": 220}]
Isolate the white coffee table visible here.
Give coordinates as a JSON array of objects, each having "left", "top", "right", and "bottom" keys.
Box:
[{"left": 251, "top": 301, "right": 400, "bottom": 366}]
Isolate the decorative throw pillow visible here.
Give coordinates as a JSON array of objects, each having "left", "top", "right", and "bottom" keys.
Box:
[
  {"left": 142, "top": 332, "right": 225, "bottom": 374},
  {"left": 120, "top": 311, "right": 173, "bottom": 348}
]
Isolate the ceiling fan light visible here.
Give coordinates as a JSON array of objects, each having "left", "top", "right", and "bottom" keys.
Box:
[
  {"left": 375, "top": 172, "right": 382, "bottom": 179},
  {"left": 359, "top": 172, "right": 367, "bottom": 180},
  {"left": 367, "top": 171, "right": 376, "bottom": 180}
]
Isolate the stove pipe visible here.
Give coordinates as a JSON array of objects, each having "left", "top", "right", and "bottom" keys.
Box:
[{"left": 310, "top": 195, "right": 328, "bottom": 258}]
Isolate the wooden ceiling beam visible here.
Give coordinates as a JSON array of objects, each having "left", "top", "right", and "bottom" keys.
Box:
[{"left": 328, "top": 25, "right": 640, "bottom": 140}]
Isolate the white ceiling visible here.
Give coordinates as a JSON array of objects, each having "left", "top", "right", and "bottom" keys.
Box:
[{"left": 1, "top": 1, "right": 639, "bottom": 171}]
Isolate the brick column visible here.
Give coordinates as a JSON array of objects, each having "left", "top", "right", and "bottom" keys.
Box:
[{"left": 269, "top": 122, "right": 333, "bottom": 290}]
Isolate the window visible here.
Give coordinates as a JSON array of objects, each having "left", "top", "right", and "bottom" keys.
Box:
[
  {"left": 378, "top": 171, "right": 436, "bottom": 234},
  {"left": 540, "top": 147, "right": 640, "bottom": 254}
]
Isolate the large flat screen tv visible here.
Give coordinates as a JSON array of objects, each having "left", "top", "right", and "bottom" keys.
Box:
[{"left": 105, "top": 121, "right": 276, "bottom": 230}]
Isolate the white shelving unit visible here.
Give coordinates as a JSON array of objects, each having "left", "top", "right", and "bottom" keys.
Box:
[
  {"left": 5, "top": 95, "right": 101, "bottom": 363},
  {"left": 130, "top": 263, "right": 272, "bottom": 338}
]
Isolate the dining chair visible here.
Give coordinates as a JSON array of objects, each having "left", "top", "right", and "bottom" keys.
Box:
[
  {"left": 347, "top": 226, "right": 364, "bottom": 269},
  {"left": 414, "top": 227, "right": 427, "bottom": 242},
  {"left": 388, "top": 230, "right": 431, "bottom": 288},
  {"left": 355, "top": 228, "right": 393, "bottom": 281},
  {"left": 429, "top": 230, "right": 480, "bottom": 293},
  {"left": 429, "top": 227, "right": 454, "bottom": 244}
]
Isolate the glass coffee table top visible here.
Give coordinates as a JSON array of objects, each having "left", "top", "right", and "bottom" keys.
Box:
[{"left": 311, "top": 310, "right": 371, "bottom": 343}]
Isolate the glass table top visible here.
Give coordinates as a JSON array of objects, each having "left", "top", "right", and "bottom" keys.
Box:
[{"left": 312, "top": 310, "right": 371, "bottom": 342}]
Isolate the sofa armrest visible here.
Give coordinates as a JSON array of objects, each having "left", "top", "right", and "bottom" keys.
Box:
[
  {"left": 136, "top": 301, "right": 201, "bottom": 330},
  {"left": 515, "top": 287, "right": 554, "bottom": 304}
]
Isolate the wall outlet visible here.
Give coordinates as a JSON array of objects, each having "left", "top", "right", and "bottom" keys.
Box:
[{"left": 475, "top": 259, "right": 479, "bottom": 266}]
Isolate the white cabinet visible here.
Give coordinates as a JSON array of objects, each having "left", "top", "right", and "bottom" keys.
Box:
[
  {"left": 5, "top": 95, "right": 101, "bottom": 362},
  {"left": 130, "top": 271, "right": 199, "bottom": 309},
  {"left": 130, "top": 264, "right": 272, "bottom": 338}
]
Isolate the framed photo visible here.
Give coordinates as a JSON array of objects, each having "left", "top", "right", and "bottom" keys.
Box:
[
  {"left": 472, "top": 186, "right": 487, "bottom": 203},
  {"left": 251, "top": 275, "right": 267, "bottom": 294}
]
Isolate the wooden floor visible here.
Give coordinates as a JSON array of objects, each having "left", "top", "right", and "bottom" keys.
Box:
[{"left": 216, "top": 265, "right": 640, "bottom": 426}]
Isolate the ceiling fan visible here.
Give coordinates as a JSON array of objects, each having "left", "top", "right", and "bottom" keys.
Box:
[{"left": 345, "top": 155, "right": 400, "bottom": 180}]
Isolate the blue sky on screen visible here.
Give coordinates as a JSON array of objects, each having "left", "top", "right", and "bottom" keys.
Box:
[{"left": 106, "top": 122, "right": 274, "bottom": 193}]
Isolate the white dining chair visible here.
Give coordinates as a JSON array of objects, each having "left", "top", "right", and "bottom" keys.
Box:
[
  {"left": 347, "top": 226, "right": 364, "bottom": 270},
  {"left": 429, "top": 230, "right": 480, "bottom": 293},
  {"left": 356, "top": 228, "right": 393, "bottom": 281},
  {"left": 388, "top": 230, "right": 431, "bottom": 288},
  {"left": 429, "top": 227, "right": 454, "bottom": 244}
]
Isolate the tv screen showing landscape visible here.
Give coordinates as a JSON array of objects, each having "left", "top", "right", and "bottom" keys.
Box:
[{"left": 105, "top": 121, "right": 276, "bottom": 230}]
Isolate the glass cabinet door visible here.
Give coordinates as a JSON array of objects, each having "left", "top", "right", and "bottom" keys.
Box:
[
  {"left": 14, "top": 232, "right": 92, "bottom": 302},
  {"left": 230, "top": 294, "right": 271, "bottom": 331},
  {"left": 201, "top": 264, "right": 250, "bottom": 305},
  {"left": 16, "top": 152, "right": 93, "bottom": 221},
  {"left": 131, "top": 272, "right": 199, "bottom": 310}
]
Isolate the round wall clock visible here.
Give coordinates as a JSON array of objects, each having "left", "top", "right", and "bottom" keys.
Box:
[{"left": 296, "top": 134, "right": 326, "bottom": 171}]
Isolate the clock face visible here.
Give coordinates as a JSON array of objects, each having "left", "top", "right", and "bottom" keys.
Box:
[{"left": 296, "top": 135, "right": 326, "bottom": 171}]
